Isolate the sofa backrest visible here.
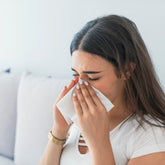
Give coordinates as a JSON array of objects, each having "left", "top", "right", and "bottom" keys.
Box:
[
  {"left": 0, "top": 72, "right": 20, "bottom": 159},
  {"left": 14, "top": 71, "right": 70, "bottom": 165}
]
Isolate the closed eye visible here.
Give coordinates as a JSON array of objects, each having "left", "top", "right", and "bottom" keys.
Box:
[
  {"left": 88, "top": 77, "right": 100, "bottom": 81},
  {"left": 72, "top": 74, "right": 100, "bottom": 81}
]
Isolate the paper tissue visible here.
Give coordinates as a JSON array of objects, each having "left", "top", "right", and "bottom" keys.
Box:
[{"left": 56, "top": 79, "right": 114, "bottom": 125}]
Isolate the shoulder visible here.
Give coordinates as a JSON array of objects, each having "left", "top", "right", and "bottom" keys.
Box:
[
  {"left": 126, "top": 114, "right": 165, "bottom": 159},
  {"left": 128, "top": 114, "right": 165, "bottom": 137},
  {"left": 122, "top": 114, "right": 165, "bottom": 133}
]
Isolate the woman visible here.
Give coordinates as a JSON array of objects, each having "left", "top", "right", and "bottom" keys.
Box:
[{"left": 39, "top": 15, "right": 165, "bottom": 165}]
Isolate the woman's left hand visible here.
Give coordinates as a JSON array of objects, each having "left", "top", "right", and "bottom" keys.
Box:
[{"left": 72, "top": 80, "right": 110, "bottom": 151}]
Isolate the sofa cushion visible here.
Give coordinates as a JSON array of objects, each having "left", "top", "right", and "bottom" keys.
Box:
[
  {"left": 0, "top": 72, "right": 19, "bottom": 159},
  {"left": 14, "top": 71, "right": 70, "bottom": 165}
]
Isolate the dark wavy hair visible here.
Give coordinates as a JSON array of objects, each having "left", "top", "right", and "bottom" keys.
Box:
[{"left": 70, "top": 14, "right": 165, "bottom": 127}]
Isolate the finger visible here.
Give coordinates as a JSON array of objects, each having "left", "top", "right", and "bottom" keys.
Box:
[
  {"left": 74, "top": 76, "right": 79, "bottom": 84},
  {"left": 78, "top": 81, "right": 96, "bottom": 112},
  {"left": 56, "top": 79, "right": 75, "bottom": 104},
  {"left": 62, "top": 79, "right": 75, "bottom": 97},
  {"left": 55, "top": 86, "right": 68, "bottom": 104},
  {"left": 75, "top": 84, "right": 89, "bottom": 114},
  {"left": 86, "top": 85, "right": 105, "bottom": 110},
  {"left": 72, "top": 93, "right": 83, "bottom": 117},
  {"left": 67, "top": 79, "right": 76, "bottom": 91}
]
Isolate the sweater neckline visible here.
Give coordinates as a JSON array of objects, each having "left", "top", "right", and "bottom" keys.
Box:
[{"left": 110, "top": 113, "right": 133, "bottom": 135}]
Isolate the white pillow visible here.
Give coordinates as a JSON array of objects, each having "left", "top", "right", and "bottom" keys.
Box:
[
  {"left": 0, "top": 72, "right": 19, "bottom": 159},
  {"left": 14, "top": 71, "right": 70, "bottom": 165},
  {"left": 0, "top": 155, "right": 15, "bottom": 165}
]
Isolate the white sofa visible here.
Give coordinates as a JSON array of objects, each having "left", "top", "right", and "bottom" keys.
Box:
[{"left": 0, "top": 70, "right": 70, "bottom": 165}]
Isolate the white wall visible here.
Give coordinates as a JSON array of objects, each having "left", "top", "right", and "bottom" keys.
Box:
[{"left": 0, "top": 0, "right": 165, "bottom": 88}]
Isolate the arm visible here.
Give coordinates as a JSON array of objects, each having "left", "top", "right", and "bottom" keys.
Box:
[
  {"left": 128, "top": 152, "right": 165, "bottom": 165},
  {"left": 72, "top": 80, "right": 116, "bottom": 165},
  {"left": 39, "top": 78, "right": 78, "bottom": 165},
  {"left": 38, "top": 129, "right": 66, "bottom": 165}
]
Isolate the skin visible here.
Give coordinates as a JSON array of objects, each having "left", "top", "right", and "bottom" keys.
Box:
[{"left": 71, "top": 50, "right": 165, "bottom": 165}]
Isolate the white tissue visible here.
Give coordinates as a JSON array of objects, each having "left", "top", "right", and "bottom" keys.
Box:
[{"left": 56, "top": 80, "right": 114, "bottom": 125}]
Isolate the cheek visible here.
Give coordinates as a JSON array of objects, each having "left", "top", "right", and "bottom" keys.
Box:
[{"left": 90, "top": 78, "right": 123, "bottom": 101}]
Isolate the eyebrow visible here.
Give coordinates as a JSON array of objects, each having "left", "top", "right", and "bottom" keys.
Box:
[{"left": 71, "top": 67, "right": 102, "bottom": 74}]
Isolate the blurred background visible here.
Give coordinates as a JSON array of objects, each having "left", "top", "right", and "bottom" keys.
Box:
[{"left": 0, "top": 0, "right": 165, "bottom": 88}]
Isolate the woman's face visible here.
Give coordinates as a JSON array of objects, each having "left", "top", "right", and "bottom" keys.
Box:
[{"left": 71, "top": 50, "right": 125, "bottom": 104}]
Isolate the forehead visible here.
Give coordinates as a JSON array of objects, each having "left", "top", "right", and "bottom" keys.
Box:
[{"left": 72, "top": 50, "right": 110, "bottom": 70}]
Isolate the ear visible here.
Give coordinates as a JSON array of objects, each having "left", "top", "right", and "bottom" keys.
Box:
[
  {"left": 130, "top": 62, "right": 136, "bottom": 71},
  {"left": 126, "top": 62, "right": 136, "bottom": 76},
  {"left": 121, "top": 62, "right": 136, "bottom": 80}
]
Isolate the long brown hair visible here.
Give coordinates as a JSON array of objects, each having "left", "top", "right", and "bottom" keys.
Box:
[{"left": 70, "top": 14, "right": 165, "bottom": 127}]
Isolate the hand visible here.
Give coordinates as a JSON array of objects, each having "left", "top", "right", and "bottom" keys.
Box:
[
  {"left": 72, "top": 80, "right": 110, "bottom": 151},
  {"left": 52, "top": 77, "right": 79, "bottom": 139}
]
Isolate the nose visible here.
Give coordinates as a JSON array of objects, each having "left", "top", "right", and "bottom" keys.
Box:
[{"left": 74, "top": 75, "right": 89, "bottom": 84}]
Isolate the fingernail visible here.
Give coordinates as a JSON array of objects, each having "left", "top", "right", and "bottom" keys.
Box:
[
  {"left": 73, "top": 93, "right": 76, "bottom": 97},
  {"left": 84, "top": 81, "right": 88, "bottom": 86},
  {"left": 79, "top": 79, "right": 83, "bottom": 85},
  {"left": 76, "top": 84, "right": 80, "bottom": 89}
]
